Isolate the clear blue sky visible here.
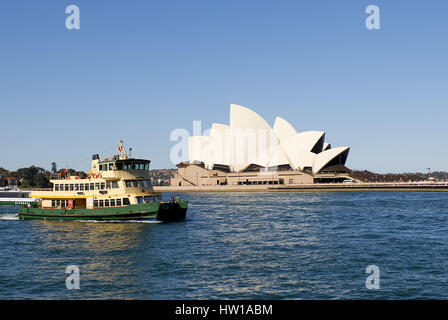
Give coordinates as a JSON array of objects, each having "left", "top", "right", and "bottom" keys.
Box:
[{"left": 1, "top": 0, "right": 447, "bottom": 173}]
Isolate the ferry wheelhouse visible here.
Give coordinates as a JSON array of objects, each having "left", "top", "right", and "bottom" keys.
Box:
[{"left": 19, "top": 142, "right": 187, "bottom": 221}]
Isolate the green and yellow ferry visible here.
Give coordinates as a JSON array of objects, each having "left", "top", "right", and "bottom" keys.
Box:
[{"left": 19, "top": 142, "right": 187, "bottom": 221}]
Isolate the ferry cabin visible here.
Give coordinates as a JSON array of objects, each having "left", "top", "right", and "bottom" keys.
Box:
[{"left": 31, "top": 154, "right": 162, "bottom": 210}]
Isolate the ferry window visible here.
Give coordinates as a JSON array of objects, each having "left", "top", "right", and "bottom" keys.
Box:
[
  {"left": 80, "top": 184, "right": 84, "bottom": 191},
  {"left": 124, "top": 163, "right": 131, "bottom": 170},
  {"left": 100, "top": 182, "right": 105, "bottom": 190},
  {"left": 137, "top": 180, "right": 144, "bottom": 187},
  {"left": 84, "top": 183, "right": 89, "bottom": 191},
  {"left": 116, "top": 163, "right": 123, "bottom": 170},
  {"left": 116, "top": 199, "right": 122, "bottom": 206},
  {"left": 99, "top": 164, "right": 103, "bottom": 171},
  {"left": 95, "top": 183, "right": 99, "bottom": 190},
  {"left": 105, "top": 199, "right": 109, "bottom": 207},
  {"left": 144, "top": 196, "right": 150, "bottom": 203},
  {"left": 131, "top": 163, "right": 137, "bottom": 170},
  {"left": 75, "top": 184, "right": 79, "bottom": 191},
  {"left": 123, "top": 198, "right": 130, "bottom": 205},
  {"left": 70, "top": 184, "right": 74, "bottom": 191},
  {"left": 52, "top": 200, "right": 56, "bottom": 207},
  {"left": 132, "top": 180, "right": 138, "bottom": 188},
  {"left": 136, "top": 196, "right": 143, "bottom": 204},
  {"left": 90, "top": 183, "right": 94, "bottom": 190},
  {"left": 103, "top": 165, "right": 108, "bottom": 171},
  {"left": 125, "top": 181, "right": 131, "bottom": 188},
  {"left": 65, "top": 184, "right": 69, "bottom": 191},
  {"left": 112, "top": 181, "right": 119, "bottom": 188},
  {"left": 145, "top": 163, "right": 149, "bottom": 170},
  {"left": 109, "top": 163, "right": 113, "bottom": 170},
  {"left": 94, "top": 200, "right": 98, "bottom": 207},
  {"left": 56, "top": 200, "right": 61, "bottom": 207},
  {"left": 99, "top": 200, "right": 104, "bottom": 207},
  {"left": 106, "top": 182, "right": 111, "bottom": 189},
  {"left": 144, "top": 180, "right": 152, "bottom": 187},
  {"left": 55, "top": 184, "right": 59, "bottom": 191},
  {"left": 110, "top": 199, "right": 115, "bottom": 207}
]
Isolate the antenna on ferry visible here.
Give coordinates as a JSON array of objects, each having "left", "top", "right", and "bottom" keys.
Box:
[
  {"left": 129, "top": 147, "right": 133, "bottom": 159},
  {"left": 118, "top": 140, "right": 128, "bottom": 160}
]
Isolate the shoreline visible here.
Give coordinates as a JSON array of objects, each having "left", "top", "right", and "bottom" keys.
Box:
[{"left": 154, "top": 182, "right": 448, "bottom": 193}]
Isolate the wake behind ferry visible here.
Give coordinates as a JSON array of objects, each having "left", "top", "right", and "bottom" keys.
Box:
[{"left": 18, "top": 142, "right": 187, "bottom": 221}]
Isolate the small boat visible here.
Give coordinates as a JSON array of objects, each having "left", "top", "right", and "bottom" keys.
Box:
[
  {"left": 0, "top": 187, "right": 40, "bottom": 206},
  {"left": 18, "top": 141, "right": 187, "bottom": 221}
]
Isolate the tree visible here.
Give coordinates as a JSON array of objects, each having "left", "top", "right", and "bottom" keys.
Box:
[
  {"left": 15, "top": 166, "right": 39, "bottom": 181},
  {"left": 0, "top": 167, "right": 9, "bottom": 176},
  {"left": 32, "top": 173, "right": 50, "bottom": 188}
]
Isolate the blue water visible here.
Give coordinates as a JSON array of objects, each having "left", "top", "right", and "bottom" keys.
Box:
[{"left": 0, "top": 191, "right": 447, "bottom": 299}]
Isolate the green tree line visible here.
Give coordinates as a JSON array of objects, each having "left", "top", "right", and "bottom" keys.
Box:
[{"left": 0, "top": 164, "right": 87, "bottom": 188}]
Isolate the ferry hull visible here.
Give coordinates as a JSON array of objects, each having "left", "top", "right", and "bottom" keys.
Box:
[
  {"left": 18, "top": 203, "right": 159, "bottom": 221},
  {"left": 18, "top": 201, "right": 188, "bottom": 222},
  {"left": 157, "top": 201, "right": 188, "bottom": 222}
]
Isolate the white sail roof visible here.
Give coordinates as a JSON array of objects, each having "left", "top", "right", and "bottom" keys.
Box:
[
  {"left": 208, "top": 123, "right": 231, "bottom": 167},
  {"left": 187, "top": 105, "right": 350, "bottom": 174},
  {"left": 312, "top": 147, "right": 350, "bottom": 174},
  {"left": 273, "top": 116, "right": 297, "bottom": 142}
]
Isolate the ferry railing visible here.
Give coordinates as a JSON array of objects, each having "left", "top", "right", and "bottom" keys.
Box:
[{"left": 21, "top": 187, "right": 53, "bottom": 191}]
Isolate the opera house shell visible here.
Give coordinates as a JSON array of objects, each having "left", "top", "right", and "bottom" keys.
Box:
[{"left": 172, "top": 104, "right": 351, "bottom": 187}]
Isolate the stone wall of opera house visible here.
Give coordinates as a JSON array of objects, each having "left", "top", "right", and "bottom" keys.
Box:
[{"left": 171, "top": 163, "right": 315, "bottom": 187}]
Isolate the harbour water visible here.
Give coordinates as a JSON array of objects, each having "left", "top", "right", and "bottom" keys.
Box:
[{"left": 0, "top": 191, "right": 447, "bottom": 299}]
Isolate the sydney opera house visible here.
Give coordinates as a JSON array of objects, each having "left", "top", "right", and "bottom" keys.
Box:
[{"left": 171, "top": 104, "right": 353, "bottom": 187}]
